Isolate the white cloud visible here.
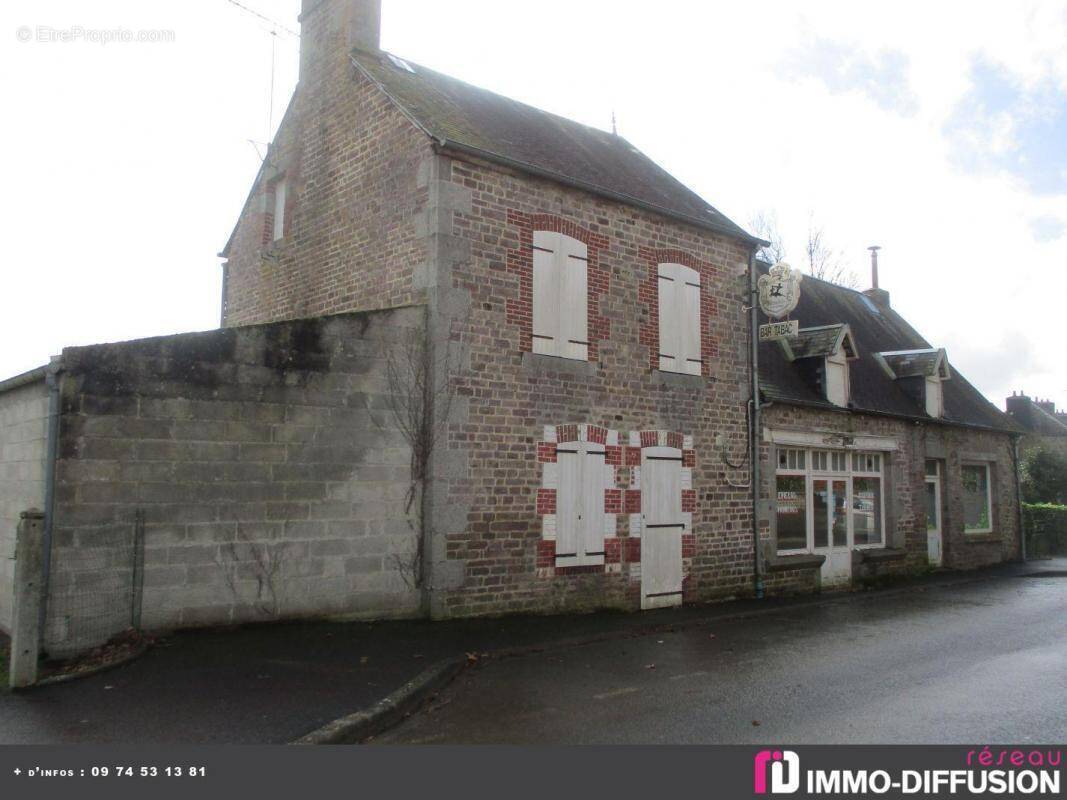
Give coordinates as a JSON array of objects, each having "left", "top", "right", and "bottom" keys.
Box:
[{"left": 1, "top": 0, "right": 1065, "bottom": 410}]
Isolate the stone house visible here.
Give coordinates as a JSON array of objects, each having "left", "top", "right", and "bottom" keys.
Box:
[
  {"left": 757, "top": 255, "right": 1023, "bottom": 590},
  {"left": 1005, "top": 393, "right": 1067, "bottom": 461},
  {"left": 0, "top": 0, "right": 1025, "bottom": 659}
]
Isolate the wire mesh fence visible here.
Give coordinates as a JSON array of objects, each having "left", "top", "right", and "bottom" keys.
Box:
[{"left": 43, "top": 509, "right": 144, "bottom": 659}]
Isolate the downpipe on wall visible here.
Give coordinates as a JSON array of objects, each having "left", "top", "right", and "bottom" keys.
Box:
[
  {"left": 747, "top": 248, "right": 764, "bottom": 600},
  {"left": 1012, "top": 435, "right": 1026, "bottom": 562},
  {"left": 39, "top": 357, "right": 63, "bottom": 646}
]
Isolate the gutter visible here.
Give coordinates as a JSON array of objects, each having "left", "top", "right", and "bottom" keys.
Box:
[
  {"left": 747, "top": 247, "right": 764, "bottom": 599},
  {"left": 0, "top": 366, "right": 48, "bottom": 395}
]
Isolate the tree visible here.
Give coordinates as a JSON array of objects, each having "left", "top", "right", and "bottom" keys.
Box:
[
  {"left": 1022, "top": 447, "right": 1067, "bottom": 505},
  {"left": 748, "top": 210, "right": 786, "bottom": 265},
  {"left": 748, "top": 210, "right": 861, "bottom": 289},
  {"left": 805, "top": 215, "right": 860, "bottom": 289}
]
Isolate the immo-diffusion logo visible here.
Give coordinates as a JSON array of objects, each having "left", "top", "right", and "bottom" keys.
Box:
[{"left": 754, "top": 750, "right": 801, "bottom": 794}]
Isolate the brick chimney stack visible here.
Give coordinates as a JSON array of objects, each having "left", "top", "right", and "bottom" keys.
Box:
[
  {"left": 862, "top": 245, "right": 891, "bottom": 308},
  {"left": 299, "top": 0, "right": 381, "bottom": 84}
]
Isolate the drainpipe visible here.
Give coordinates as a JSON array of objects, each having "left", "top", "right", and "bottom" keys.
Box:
[
  {"left": 1012, "top": 435, "right": 1026, "bottom": 562},
  {"left": 39, "top": 357, "right": 62, "bottom": 645},
  {"left": 748, "top": 248, "right": 764, "bottom": 599}
]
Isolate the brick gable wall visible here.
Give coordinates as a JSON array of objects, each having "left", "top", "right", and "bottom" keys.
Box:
[
  {"left": 432, "top": 154, "right": 756, "bottom": 617},
  {"left": 221, "top": 64, "right": 431, "bottom": 327}
]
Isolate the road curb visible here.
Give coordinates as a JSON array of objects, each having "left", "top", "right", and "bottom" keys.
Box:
[
  {"left": 292, "top": 564, "right": 1026, "bottom": 744},
  {"left": 292, "top": 656, "right": 468, "bottom": 745},
  {"left": 25, "top": 641, "right": 151, "bottom": 690}
]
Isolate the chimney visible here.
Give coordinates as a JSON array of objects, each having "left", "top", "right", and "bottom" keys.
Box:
[
  {"left": 1036, "top": 398, "right": 1057, "bottom": 414},
  {"left": 862, "top": 245, "right": 891, "bottom": 308},
  {"left": 299, "top": 0, "right": 381, "bottom": 83},
  {"left": 1005, "top": 391, "right": 1033, "bottom": 429}
]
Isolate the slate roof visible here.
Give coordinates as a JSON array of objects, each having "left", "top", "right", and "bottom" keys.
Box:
[
  {"left": 757, "top": 264, "right": 1020, "bottom": 433},
  {"left": 349, "top": 49, "right": 757, "bottom": 243},
  {"left": 783, "top": 324, "right": 854, "bottom": 361},
  {"left": 878, "top": 349, "right": 948, "bottom": 379},
  {"left": 1008, "top": 397, "right": 1067, "bottom": 437}
]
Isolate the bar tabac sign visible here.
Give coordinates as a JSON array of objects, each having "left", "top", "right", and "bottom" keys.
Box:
[{"left": 757, "top": 262, "right": 802, "bottom": 342}]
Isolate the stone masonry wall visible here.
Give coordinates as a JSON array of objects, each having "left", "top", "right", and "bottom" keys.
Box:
[
  {"left": 425, "top": 153, "right": 757, "bottom": 617},
  {"left": 0, "top": 376, "right": 49, "bottom": 632},
  {"left": 45, "top": 307, "right": 422, "bottom": 657},
  {"left": 221, "top": 41, "right": 431, "bottom": 326},
  {"left": 760, "top": 404, "right": 1019, "bottom": 585}
]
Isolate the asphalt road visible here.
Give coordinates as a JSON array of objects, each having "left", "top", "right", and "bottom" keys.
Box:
[{"left": 376, "top": 567, "right": 1067, "bottom": 744}]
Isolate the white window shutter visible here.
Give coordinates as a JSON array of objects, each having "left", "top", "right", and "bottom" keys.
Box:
[
  {"left": 678, "top": 265, "right": 702, "bottom": 375},
  {"left": 825, "top": 352, "right": 849, "bottom": 407},
  {"left": 925, "top": 377, "right": 942, "bottom": 417},
  {"left": 658, "top": 263, "right": 680, "bottom": 372},
  {"left": 580, "top": 445, "right": 606, "bottom": 564},
  {"left": 272, "top": 178, "right": 287, "bottom": 241},
  {"left": 532, "top": 231, "right": 561, "bottom": 356},
  {"left": 560, "top": 235, "right": 589, "bottom": 361},
  {"left": 555, "top": 445, "right": 580, "bottom": 566},
  {"left": 643, "top": 447, "right": 683, "bottom": 528}
]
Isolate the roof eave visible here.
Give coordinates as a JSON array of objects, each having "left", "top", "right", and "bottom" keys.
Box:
[{"left": 434, "top": 138, "right": 766, "bottom": 246}]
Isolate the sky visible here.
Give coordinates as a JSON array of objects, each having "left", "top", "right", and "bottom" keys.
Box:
[{"left": 2, "top": 1, "right": 1065, "bottom": 412}]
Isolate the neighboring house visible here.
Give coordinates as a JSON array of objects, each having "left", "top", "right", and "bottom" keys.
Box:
[
  {"left": 758, "top": 254, "right": 1023, "bottom": 588},
  {"left": 1005, "top": 393, "right": 1067, "bottom": 461}
]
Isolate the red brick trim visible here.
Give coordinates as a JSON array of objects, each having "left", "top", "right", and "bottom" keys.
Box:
[
  {"left": 606, "top": 539, "right": 622, "bottom": 563},
  {"left": 637, "top": 246, "right": 722, "bottom": 376},
  {"left": 536, "top": 488, "right": 556, "bottom": 515},
  {"left": 625, "top": 446, "right": 641, "bottom": 466},
  {"left": 606, "top": 445, "right": 622, "bottom": 466},
  {"left": 624, "top": 490, "right": 641, "bottom": 514},
  {"left": 555, "top": 564, "right": 604, "bottom": 576},
  {"left": 682, "top": 533, "right": 696, "bottom": 559},
  {"left": 537, "top": 442, "right": 557, "bottom": 463},
  {"left": 625, "top": 537, "right": 641, "bottom": 563},
  {"left": 556, "top": 424, "right": 579, "bottom": 444},
  {"left": 605, "top": 489, "right": 623, "bottom": 514},
  {"left": 537, "top": 540, "right": 556, "bottom": 568},
  {"left": 682, "top": 449, "right": 696, "bottom": 468},
  {"left": 506, "top": 210, "right": 610, "bottom": 360}
]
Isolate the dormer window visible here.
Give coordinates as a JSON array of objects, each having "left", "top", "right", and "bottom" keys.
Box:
[
  {"left": 874, "top": 348, "right": 952, "bottom": 419},
  {"left": 778, "top": 324, "right": 858, "bottom": 409}
]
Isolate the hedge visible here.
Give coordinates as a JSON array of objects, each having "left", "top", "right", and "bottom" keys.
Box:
[{"left": 1023, "top": 503, "right": 1067, "bottom": 557}]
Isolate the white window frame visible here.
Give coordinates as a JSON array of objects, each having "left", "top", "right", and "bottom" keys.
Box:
[
  {"left": 961, "top": 462, "right": 994, "bottom": 535},
  {"left": 531, "top": 231, "right": 589, "bottom": 362},
  {"left": 657, "top": 262, "right": 702, "bottom": 375},
  {"left": 774, "top": 446, "right": 887, "bottom": 554}
]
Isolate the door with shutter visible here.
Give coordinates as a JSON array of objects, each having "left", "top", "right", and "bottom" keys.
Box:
[
  {"left": 532, "top": 232, "right": 588, "bottom": 360},
  {"left": 640, "top": 446, "right": 684, "bottom": 609},
  {"left": 555, "top": 441, "right": 605, "bottom": 567}
]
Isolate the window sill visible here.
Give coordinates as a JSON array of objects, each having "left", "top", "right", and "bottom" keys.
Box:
[
  {"left": 651, "top": 370, "right": 708, "bottom": 389},
  {"left": 522, "top": 352, "right": 596, "bottom": 377},
  {"left": 767, "top": 552, "right": 826, "bottom": 572},
  {"left": 963, "top": 531, "right": 998, "bottom": 543},
  {"left": 858, "top": 547, "right": 906, "bottom": 563}
]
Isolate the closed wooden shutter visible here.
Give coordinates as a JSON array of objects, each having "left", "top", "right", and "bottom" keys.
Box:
[
  {"left": 555, "top": 443, "right": 580, "bottom": 566},
  {"left": 658, "top": 264, "right": 679, "bottom": 372},
  {"left": 532, "top": 232, "right": 588, "bottom": 361},
  {"left": 679, "top": 265, "right": 702, "bottom": 375},
  {"left": 641, "top": 446, "right": 684, "bottom": 606},
  {"left": 555, "top": 441, "right": 605, "bottom": 566},
  {"left": 272, "top": 177, "right": 287, "bottom": 241},
  {"left": 532, "top": 231, "right": 561, "bottom": 356},
  {"left": 658, "top": 263, "right": 701, "bottom": 375},
  {"left": 560, "top": 235, "right": 589, "bottom": 361},
  {"left": 825, "top": 352, "right": 849, "bottom": 407}
]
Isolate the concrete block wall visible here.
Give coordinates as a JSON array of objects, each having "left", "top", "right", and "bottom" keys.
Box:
[
  {"left": 0, "top": 376, "right": 49, "bottom": 632},
  {"left": 46, "top": 307, "right": 423, "bottom": 656}
]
